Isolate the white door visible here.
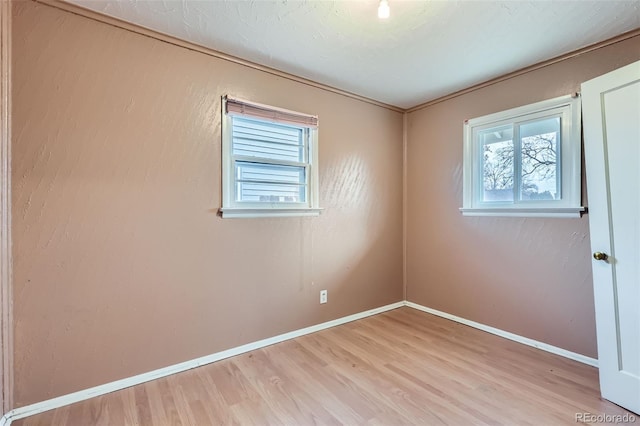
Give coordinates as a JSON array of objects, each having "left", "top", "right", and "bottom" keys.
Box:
[{"left": 582, "top": 60, "right": 640, "bottom": 415}]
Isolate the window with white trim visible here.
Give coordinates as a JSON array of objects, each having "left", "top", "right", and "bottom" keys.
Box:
[
  {"left": 461, "top": 94, "right": 584, "bottom": 217},
  {"left": 220, "top": 96, "right": 321, "bottom": 218}
]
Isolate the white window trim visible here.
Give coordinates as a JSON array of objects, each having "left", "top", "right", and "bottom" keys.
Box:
[
  {"left": 460, "top": 94, "right": 585, "bottom": 218},
  {"left": 220, "top": 96, "right": 321, "bottom": 219}
]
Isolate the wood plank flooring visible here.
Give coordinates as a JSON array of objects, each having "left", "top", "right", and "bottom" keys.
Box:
[{"left": 14, "top": 307, "right": 634, "bottom": 425}]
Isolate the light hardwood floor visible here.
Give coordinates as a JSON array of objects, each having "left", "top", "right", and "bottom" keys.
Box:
[{"left": 14, "top": 307, "right": 634, "bottom": 425}]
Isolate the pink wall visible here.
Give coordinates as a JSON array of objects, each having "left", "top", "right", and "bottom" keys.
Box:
[
  {"left": 406, "top": 35, "right": 640, "bottom": 359},
  {"left": 12, "top": 1, "right": 403, "bottom": 406},
  {"left": 12, "top": 0, "right": 640, "bottom": 410}
]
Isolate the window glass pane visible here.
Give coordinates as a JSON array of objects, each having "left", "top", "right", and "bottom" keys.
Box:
[
  {"left": 235, "top": 161, "right": 306, "bottom": 203},
  {"left": 480, "top": 126, "right": 514, "bottom": 202},
  {"left": 232, "top": 116, "right": 305, "bottom": 162},
  {"left": 519, "top": 117, "right": 560, "bottom": 201}
]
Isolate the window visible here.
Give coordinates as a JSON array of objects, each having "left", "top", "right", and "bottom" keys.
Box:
[
  {"left": 220, "top": 96, "right": 321, "bottom": 218},
  {"left": 461, "top": 94, "right": 584, "bottom": 217}
]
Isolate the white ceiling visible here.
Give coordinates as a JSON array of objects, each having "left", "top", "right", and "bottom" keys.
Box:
[{"left": 66, "top": 0, "right": 640, "bottom": 109}]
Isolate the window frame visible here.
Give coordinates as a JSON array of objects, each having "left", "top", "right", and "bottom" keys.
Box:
[
  {"left": 461, "top": 94, "right": 584, "bottom": 218},
  {"left": 220, "top": 96, "right": 321, "bottom": 218}
]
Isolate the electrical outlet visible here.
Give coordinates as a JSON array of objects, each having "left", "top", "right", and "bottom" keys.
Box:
[{"left": 320, "top": 290, "right": 328, "bottom": 304}]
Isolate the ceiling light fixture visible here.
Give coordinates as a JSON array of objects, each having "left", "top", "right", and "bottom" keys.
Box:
[{"left": 378, "top": 0, "right": 390, "bottom": 19}]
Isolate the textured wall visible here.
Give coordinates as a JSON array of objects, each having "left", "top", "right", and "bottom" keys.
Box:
[
  {"left": 12, "top": 1, "right": 403, "bottom": 406},
  {"left": 406, "top": 35, "right": 640, "bottom": 359}
]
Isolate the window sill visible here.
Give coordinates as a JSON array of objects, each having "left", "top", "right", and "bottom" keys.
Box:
[
  {"left": 219, "top": 208, "right": 323, "bottom": 219},
  {"left": 459, "top": 207, "right": 585, "bottom": 218}
]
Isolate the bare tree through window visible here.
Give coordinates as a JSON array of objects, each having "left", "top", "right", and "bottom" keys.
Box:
[
  {"left": 521, "top": 132, "right": 558, "bottom": 200},
  {"left": 481, "top": 117, "right": 560, "bottom": 202}
]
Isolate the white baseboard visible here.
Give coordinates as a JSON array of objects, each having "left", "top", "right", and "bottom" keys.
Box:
[
  {"left": 4, "top": 301, "right": 404, "bottom": 423},
  {"left": 2, "top": 300, "right": 598, "bottom": 424},
  {"left": 405, "top": 301, "right": 598, "bottom": 367}
]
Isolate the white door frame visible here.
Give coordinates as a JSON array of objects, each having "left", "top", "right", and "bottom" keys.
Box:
[
  {"left": 0, "top": 0, "right": 12, "bottom": 415},
  {"left": 582, "top": 60, "right": 640, "bottom": 414}
]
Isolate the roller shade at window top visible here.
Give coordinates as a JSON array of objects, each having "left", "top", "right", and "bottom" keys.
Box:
[{"left": 225, "top": 96, "right": 318, "bottom": 129}]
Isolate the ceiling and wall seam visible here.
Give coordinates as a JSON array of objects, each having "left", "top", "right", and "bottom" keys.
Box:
[
  {"left": 34, "top": 0, "right": 404, "bottom": 113},
  {"left": 34, "top": 0, "right": 640, "bottom": 114},
  {"left": 406, "top": 28, "right": 640, "bottom": 113}
]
